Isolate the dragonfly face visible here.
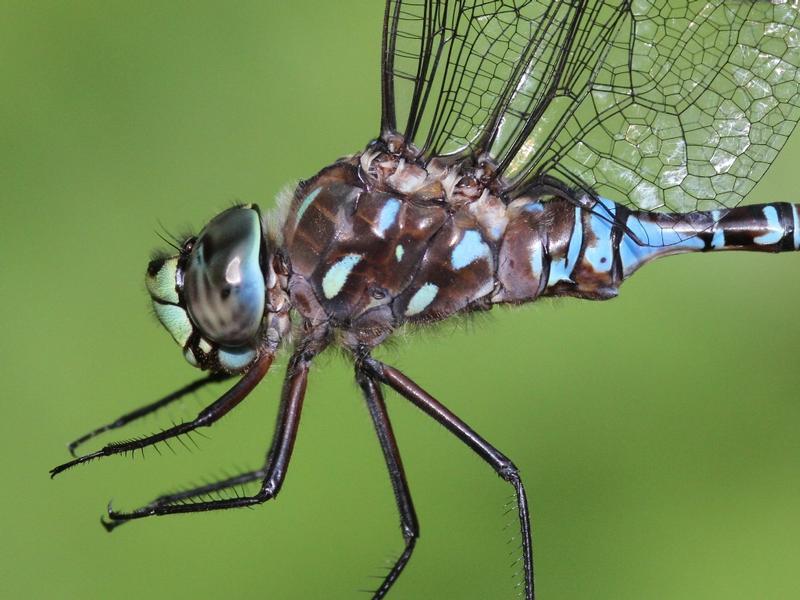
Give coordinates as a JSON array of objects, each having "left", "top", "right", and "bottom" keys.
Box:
[{"left": 146, "top": 204, "right": 289, "bottom": 373}]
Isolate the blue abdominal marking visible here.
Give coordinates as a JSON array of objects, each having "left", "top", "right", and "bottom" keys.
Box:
[
  {"left": 793, "top": 205, "right": 800, "bottom": 249},
  {"left": 754, "top": 205, "right": 783, "bottom": 245},
  {"left": 295, "top": 187, "right": 322, "bottom": 223},
  {"left": 583, "top": 198, "right": 615, "bottom": 273},
  {"left": 405, "top": 283, "right": 439, "bottom": 316},
  {"left": 547, "top": 205, "right": 583, "bottom": 285},
  {"left": 395, "top": 244, "right": 404, "bottom": 261},
  {"left": 620, "top": 214, "right": 704, "bottom": 274},
  {"left": 710, "top": 211, "right": 726, "bottom": 249},
  {"left": 451, "top": 230, "right": 491, "bottom": 270},
  {"left": 322, "top": 254, "right": 362, "bottom": 299},
  {"left": 377, "top": 198, "right": 401, "bottom": 236}
]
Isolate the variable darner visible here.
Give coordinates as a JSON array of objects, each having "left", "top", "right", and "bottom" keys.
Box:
[{"left": 51, "top": 2, "right": 800, "bottom": 599}]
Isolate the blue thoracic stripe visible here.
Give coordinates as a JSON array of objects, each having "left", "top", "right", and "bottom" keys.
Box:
[
  {"left": 296, "top": 187, "right": 321, "bottom": 223},
  {"left": 793, "top": 205, "right": 800, "bottom": 250},
  {"left": 754, "top": 205, "right": 783, "bottom": 245},
  {"left": 451, "top": 230, "right": 491, "bottom": 270},
  {"left": 377, "top": 198, "right": 401, "bottom": 236}
]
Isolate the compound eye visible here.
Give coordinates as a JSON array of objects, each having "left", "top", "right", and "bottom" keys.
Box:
[{"left": 183, "top": 207, "right": 265, "bottom": 347}]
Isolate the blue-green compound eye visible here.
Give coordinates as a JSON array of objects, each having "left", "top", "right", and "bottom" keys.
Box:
[{"left": 183, "top": 207, "right": 266, "bottom": 347}]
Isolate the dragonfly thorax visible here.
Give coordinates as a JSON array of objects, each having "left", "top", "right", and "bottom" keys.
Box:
[{"left": 281, "top": 148, "right": 511, "bottom": 349}]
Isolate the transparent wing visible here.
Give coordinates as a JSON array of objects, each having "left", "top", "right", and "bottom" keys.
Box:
[
  {"left": 381, "top": 0, "right": 571, "bottom": 160},
  {"left": 381, "top": 0, "right": 800, "bottom": 212}
]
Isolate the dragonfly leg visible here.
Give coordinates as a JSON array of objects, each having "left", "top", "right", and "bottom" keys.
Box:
[
  {"left": 355, "top": 367, "right": 419, "bottom": 600},
  {"left": 67, "top": 372, "right": 231, "bottom": 457},
  {"left": 361, "top": 356, "right": 535, "bottom": 600},
  {"left": 103, "top": 347, "right": 312, "bottom": 524},
  {"left": 101, "top": 467, "right": 266, "bottom": 532},
  {"left": 50, "top": 353, "right": 273, "bottom": 478}
]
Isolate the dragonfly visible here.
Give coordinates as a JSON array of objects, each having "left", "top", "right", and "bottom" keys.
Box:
[{"left": 52, "top": 1, "right": 800, "bottom": 598}]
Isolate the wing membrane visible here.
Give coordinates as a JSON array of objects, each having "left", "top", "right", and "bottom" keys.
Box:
[{"left": 381, "top": 0, "right": 800, "bottom": 212}]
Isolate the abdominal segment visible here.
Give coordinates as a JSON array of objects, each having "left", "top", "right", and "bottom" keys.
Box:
[{"left": 495, "top": 196, "right": 800, "bottom": 305}]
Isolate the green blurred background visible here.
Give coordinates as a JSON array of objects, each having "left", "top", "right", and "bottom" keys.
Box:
[{"left": 3, "top": 2, "right": 800, "bottom": 599}]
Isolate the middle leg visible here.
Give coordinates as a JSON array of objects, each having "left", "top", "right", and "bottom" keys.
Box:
[
  {"left": 355, "top": 367, "right": 419, "bottom": 600},
  {"left": 361, "top": 356, "right": 535, "bottom": 600},
  {"left": 101, "top": 467, "right": 267, "bottom": 531}
]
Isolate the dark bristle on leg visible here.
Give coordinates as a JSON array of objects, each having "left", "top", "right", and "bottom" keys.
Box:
[
  {"left": 49, "top": 354, "right": 273, "bottom": 478},
  {"left": 68, "top": 372, "right": 231, "bottom": 457},
  {"left": 361, "top": 357, "right": 535, "bottom": 600},
  {"left": 355, "top": 365, "right": 419, "bottom": 600},
  {"left": 102, "top": 345, "right": 316, "bottom": 525}
]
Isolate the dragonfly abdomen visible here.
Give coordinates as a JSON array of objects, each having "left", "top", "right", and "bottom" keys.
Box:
[
  {"left": 611, "top": 201, "right": 800, "bottom": 280},
  {"left": 494, "top": 196, "right": 800, "bottom": 306},
  {"left": 494, "top": 197, "right": 619, "bottom": 304}
]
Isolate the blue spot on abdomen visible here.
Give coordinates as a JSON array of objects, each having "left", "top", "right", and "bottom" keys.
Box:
[{"left": 754, "top": 205, "right": 783, "bottom": 245}]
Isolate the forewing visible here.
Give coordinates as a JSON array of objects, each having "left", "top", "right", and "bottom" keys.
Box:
[
  {"left": 381, "top": 0, "right": 572, "bottom": 160},
  {"left": 381, "top": 0, "right": 800, "bottom": 212}
]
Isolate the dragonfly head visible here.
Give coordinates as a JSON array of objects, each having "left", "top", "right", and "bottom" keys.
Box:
[{"left": 145, "top": 204, "right": 289, "bottom": 373}]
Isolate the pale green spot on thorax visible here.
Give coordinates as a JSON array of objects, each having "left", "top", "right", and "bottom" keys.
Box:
[
  {"left": 322, "top": 254, "right": 362, "bottom": 299},
  {"left": 405, "top": 283, "right": 439, "bottom": 316}
]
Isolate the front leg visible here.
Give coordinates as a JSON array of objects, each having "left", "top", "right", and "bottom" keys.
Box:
[
  {"left": 105, "top": 346, "right": 313, "bottom": 524},
  {"left": 67, "top": 372, "right": 231, "bottom": 457},
  {"left": 51, "top": 355, "right": 272, "bottom": 477}
]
